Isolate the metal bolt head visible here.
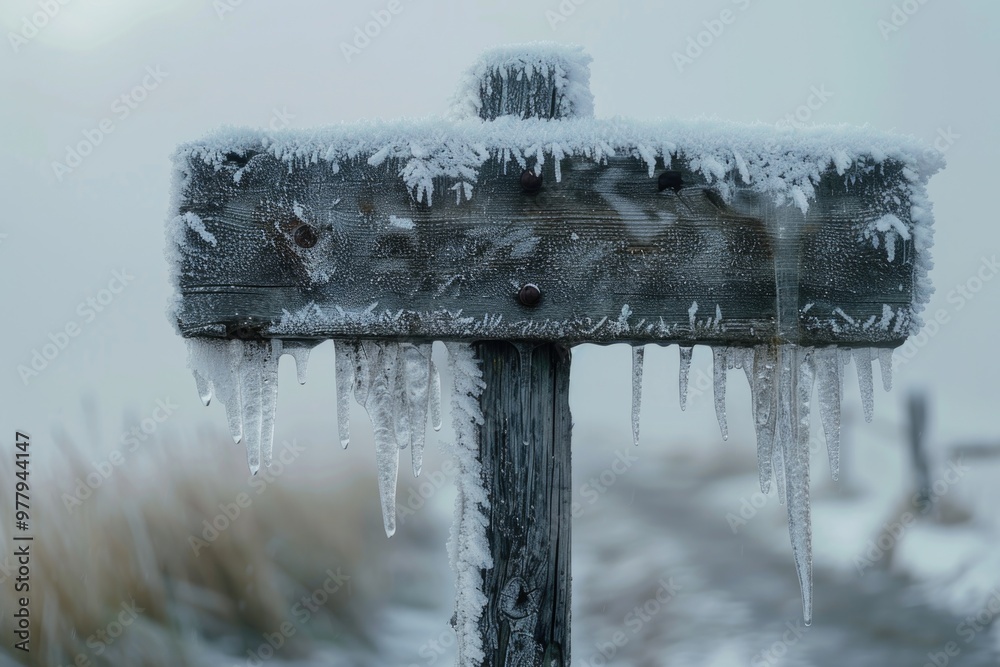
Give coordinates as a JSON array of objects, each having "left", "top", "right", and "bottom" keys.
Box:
[
  {"left": 293, "top": 225, "right": 318, "bottom": 248},
  {"left": 517, "top": 283, "right": 542, "bottom": 307},
  {"left": 520, "top": 169, "right": 543, "bottom": 195},
  {"left": 657, "top": 170, "right": 684, "bottom": 192}
]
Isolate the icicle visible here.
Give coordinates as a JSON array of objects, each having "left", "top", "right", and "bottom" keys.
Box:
[
  {"left": 334, "top": 341, "right": 356, "bottom": 449},
  {"left": 236, "top": 339, "right": 282, "bottom": 474},
  {"left": 853, "top": 348, "right": 875, "bottom": 423},
  {"left": 333, "top": 341, "right": 358, "bottom": 449},
  {"left": 284, "top": 341, "right": 312, "bottom": 385},
  {"left": 429, "top": 357, "right": 443, "bottom": 431},
  {"left": 815, "top": 347, "right": 842, "bottom": 481},
  {"left": 186, "top": 338, "right": 244, "bottom": 443},
  {"left": 772, "top": 420, "right": 787, "bottom": 505},
  {"left": 631, "top": 346, "right": 644, "bottom": 446},
  {"left": 877, "top": 348, "right": 893, "bottom": 392},
  {"left": 712, "top": 347, "right": 728, "bottom": 440},
  {"left": 749, "top": 345, "right": 776, "bottom": 494},
  {"left": 222, "top": 341, "right": 244, "bottom": 444},
  {"left": 678, "top": 345, "right": 693, "bottom": 410},
  {"left": 401, "top": 343, "right": 435, "bottom": 477},
  {"left": 782, "top": 346, "right": 815, "bottom": 626},
  {"left": 193, "top": 371, "right": 212, "bottom": 406},
  {"left": 260, "top": 340, "right": 281, "bottom": 470},
  {"left": 393, "top": 351, "right": 412, "bottom": 451},
  {"left": 354, "top": 341, "right": 401, "bottom": 537}
]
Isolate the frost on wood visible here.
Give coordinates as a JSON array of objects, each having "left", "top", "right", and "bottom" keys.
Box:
[
  {"left": 449, "top": 42, "right": 594, "bottom": 121},
  {"left": 444, "top": 343, "right": 492, "bottom": 666},
  {"left": 171, "top": 112, "right": 943, "bottom": 347}
]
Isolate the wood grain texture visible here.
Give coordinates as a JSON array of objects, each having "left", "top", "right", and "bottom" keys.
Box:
[
  {"left": 476, "top": 341, "right": 572, "bottom": 666},
  {"left": 174, "top": 150, "right": 913, "bottom": 347}
]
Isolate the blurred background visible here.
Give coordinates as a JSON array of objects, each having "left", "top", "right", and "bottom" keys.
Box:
[{"left": 1, "top": 1, "right": 998, "bottom": 664}]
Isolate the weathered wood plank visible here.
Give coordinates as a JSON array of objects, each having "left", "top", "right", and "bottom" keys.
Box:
[
  {"left": 173, "top": 149, "right": 913, "bottom": 347},
  {"left": 476, "top": 341, "right": 572, "bottom": 665}
]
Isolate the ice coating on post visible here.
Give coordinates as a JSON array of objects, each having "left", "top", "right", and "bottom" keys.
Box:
[
  {"left": 443, "top": 343, "right": 492, "bottom": 666},
  {"left": 631, "top": 346, "right": 644, "bottom": 447}
]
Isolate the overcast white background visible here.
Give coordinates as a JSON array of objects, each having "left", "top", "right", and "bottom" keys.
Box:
[{"left": 1, "top": 0, "right": 999, "bottom": 664}]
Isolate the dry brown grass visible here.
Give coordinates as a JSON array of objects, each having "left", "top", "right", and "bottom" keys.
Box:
[{"left": 0, "top": 420, "right": 419, "bottom": 666}]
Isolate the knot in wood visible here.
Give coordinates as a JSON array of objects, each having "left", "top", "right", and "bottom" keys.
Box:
[{"left": 499, "top": 577, "right": 540, "bottom": 621}]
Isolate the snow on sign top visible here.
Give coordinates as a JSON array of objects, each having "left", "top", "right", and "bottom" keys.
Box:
[{"left": 448, "top": 41, "right": 595, "bottom": 120}]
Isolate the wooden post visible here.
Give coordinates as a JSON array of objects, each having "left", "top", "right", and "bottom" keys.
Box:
[
  {"left": 476, "top": 342, "right": 572, "bottom": 664},
  {"left": 466, "top": 51, "right": 583, "bottom": 665}
]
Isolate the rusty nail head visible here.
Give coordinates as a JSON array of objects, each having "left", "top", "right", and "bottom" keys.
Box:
[
  {"left": 294, "top": 225, "right": 318, "bottom": 248},
  {"left": 518, "top": 283, "right": 542, "bottom": 307},
  {"left": 658, "top": 170, "right": 684, "bottom": 192},
  {"left": 520, "top": 169, "right": 543, "bottom": 195}
]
